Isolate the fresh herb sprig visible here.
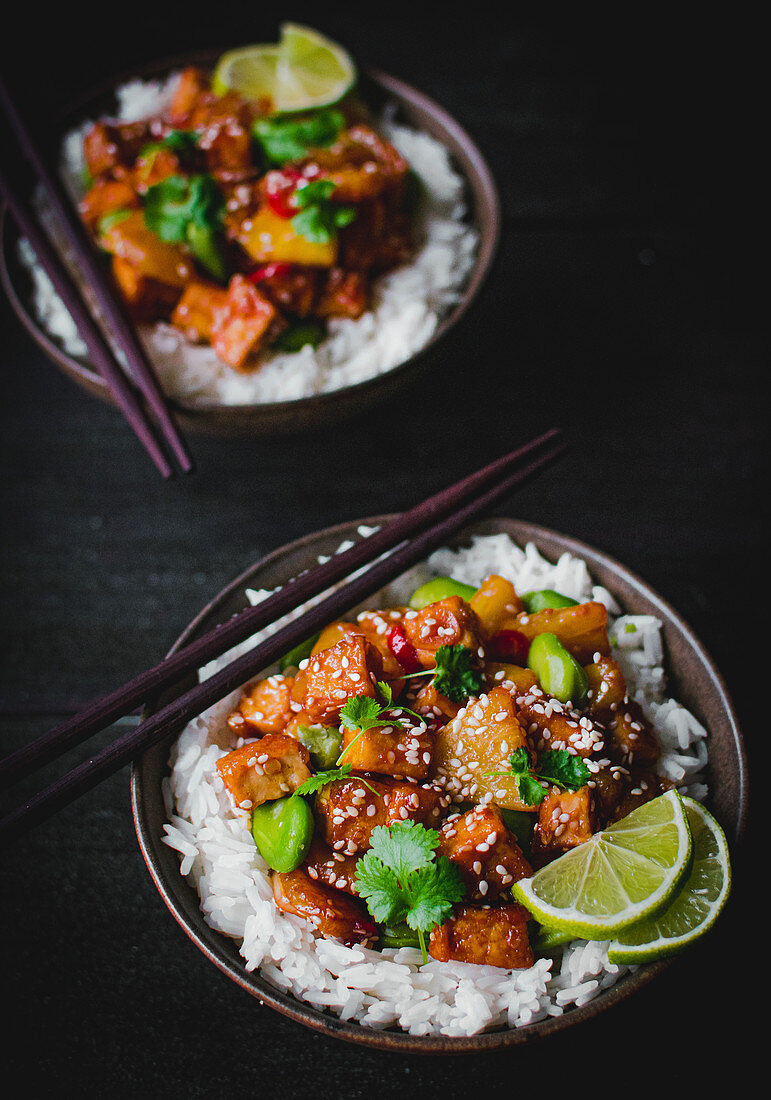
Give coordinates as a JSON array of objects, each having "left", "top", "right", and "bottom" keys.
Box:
[
  {"left": 291, "top": 179, "right": 356, "bottom": 244},
  {"left": 252, "top": 109, "right": 345, "bottom": 166},
  {"left": 142, "top": 174, "right": 228, "bottom": 281},
  {"left": 390, "top": 644, "right": 484, "bottom": 704},
  {"left": 354, "top": 821, "right": 465, "bottom": 962},
  {"left": 485, "top": 747, "right": 591, "bottom": 808},
  {"left": 294, "top": 682, "right": 422, "bottom": 797}
]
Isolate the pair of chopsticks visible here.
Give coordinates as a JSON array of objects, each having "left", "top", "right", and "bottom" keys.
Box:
[
  {"left": 0, "top": 428, "right": 565, "bottom": 841},
  {"left": 0, "top": 76, "right": 193, "bottom": 478}
]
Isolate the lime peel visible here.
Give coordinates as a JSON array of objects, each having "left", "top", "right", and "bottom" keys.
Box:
[
  {"left": 212, "top": 24, "right": 356, "bottom": 114},
  {"left": 607, "top": 797, "right": 731, "bottom": 963},
  {"left": 512, "top": 790, "right": 692, "bottom": 939}
]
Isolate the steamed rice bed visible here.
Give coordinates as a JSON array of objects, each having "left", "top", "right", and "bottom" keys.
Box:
[
  {"left": 161, "top": 531, "right": 709, "bottom": 1037},
  {"left": 19, "top": 73, "right": 478, "bottom": 407}
]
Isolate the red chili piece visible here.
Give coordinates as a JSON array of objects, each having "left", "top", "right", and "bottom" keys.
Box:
[
  {"left": 386, "top": 624, "right": 422, "bottom": 674},
  {"left": 264, "top": 167, "right": 303, "bottom": 218},
  {"left": 490, "top": 629, "right": 530, "bottom": 665},
  {"left": 248, "top": 262, "right": 292, "bottom": 283}
]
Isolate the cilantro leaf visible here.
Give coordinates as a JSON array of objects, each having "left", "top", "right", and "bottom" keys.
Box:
[
  {"left": 485, "top": 746, "right": 592, "bottom": 807},
  {"left": 252, "top": 109, "right": 345, "bottom": 166},
  {"left": 294, "top": 764, "right": 378, "bottom": 798},
  {"left": 432, "top": 645, "right": 484, "bottom": 703},
  {"left": 143, "top": 174, "right": 224, "bottom": 243},
  {"left": 354, "top": 852, "right": 407, "bottom": 926},
  {"left": 537, "top": 749, "right": 591, "bottom": 791},
  {"left": 404, "top": 858, "right": 465, "bottom": 932},
  {"left": 339, "top": 695, "right": 383, "bottom": 735},
  {"left": 368, "top": 821, "right": 438, "bottom": 880},
  {"left": 290, "top": 179, "right": 356, "bottom": 244},
  {"left": 294, "top": 763, "right": 354, "bottom": 797},
  {"left": 354, "top": 822, "right": 466, "bottom": 963}
]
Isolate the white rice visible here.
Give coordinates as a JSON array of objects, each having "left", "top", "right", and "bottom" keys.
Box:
[
  {"left": 161, "top": 530, "right": 709, "bottom": 1037},
  {"left": 18, "top": 73, "right": 478, "bottom": 407}
]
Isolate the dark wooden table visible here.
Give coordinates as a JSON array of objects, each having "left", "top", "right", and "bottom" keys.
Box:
[{"left": 0, "top": 8, "right": 761, "bottom": 1094}]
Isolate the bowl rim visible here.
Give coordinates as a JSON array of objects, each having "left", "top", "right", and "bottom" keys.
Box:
[
  {"left": 0, "top": 55, "right": 501, "bottom": 424},
  {"left": 130, "top": 515, "right": 747, "bottom": 1051}
]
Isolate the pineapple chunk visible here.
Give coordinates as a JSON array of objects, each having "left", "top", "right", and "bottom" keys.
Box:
[
  {"left": 432, "top": 686, "right": 535, "bottom": 812},
  {"left": 514, "top": 601, "right": 610, "bottom": 664},
  {"left": 469, "top": 574, "right": 524, "bottom": 637},
  {"left": 238, "top": 205, "right": 337, "bottom": 266}
]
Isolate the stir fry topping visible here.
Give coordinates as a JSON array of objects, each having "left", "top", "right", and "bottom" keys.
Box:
[{"left": 215, "top": 573, "right": 669, "bottom": 967}]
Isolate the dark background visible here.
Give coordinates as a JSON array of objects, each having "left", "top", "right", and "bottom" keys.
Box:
[{"left": 0, "top": 6, "right": 763, "bottom": 1095}]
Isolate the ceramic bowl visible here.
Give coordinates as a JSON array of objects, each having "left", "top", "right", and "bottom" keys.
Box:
[
  {"left": 131, "top": 515, "right": 747, "bottom": 1050},
  {"left": 0, "top": 58, "right": 500, "bottom": 436}
]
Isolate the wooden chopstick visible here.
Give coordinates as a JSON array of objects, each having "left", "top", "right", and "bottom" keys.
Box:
[
  {"left": 0, "top": 432, "right": 566, "bottom": 841},
  {"left": 0, "top": 76, "right": 194, "bottom": 476},
  {"left": 0, "top": 427, "right": 562, "bottom": 789},
  {"left": 0, "top": 159, "right": 175, "bottom": 479}
]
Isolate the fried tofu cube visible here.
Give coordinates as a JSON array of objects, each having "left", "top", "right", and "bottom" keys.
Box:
[
  {"left": 412, "top": 678, "right": 461, "bottom": 722},
  {"left": 515, "top": 601, "right": 610, "bottom": 665},
  {"left": 429, "top": 904, "right": 534, "bottom": 969},
  {"left": 532, "top": 787, "right": 597, "bottom": 862},
  {"left": 100, "top": 210, "right": 194, "bottom": 286},
  {"left": 316, "top": 775, "right": 445, "bottom": 855},
  {"left": 211, "top": 274, "right": 283, "bottom": 371},
  {"left": 402, "top": 596, "right": 482, "bottom": 668},
  {"left": 171, "top": 281, "right": 229, "bottom": 343},
  {"left": 385, "top": 781, "right": 447, "bottom": 828},
  {"left": 339, "top": 717, "right": 435, "bottom": 780},
  {"left": 110, "top": 257, "right": 183, "bottom": 322},
  {"left": 315, "top": 267, "right": 368, "bottom": 319},
  {"left": 315, "top": 774, "right": 391, "bottom": 854},
  {"left": 484, "top": 662, "right": 538, "bottom": 693},
  {"left": 78, "top": 178, "right": 139, "bottom": 233},
  {"left": 167, "top": 67, "right": 210, "bottom": 125},
  {"left": 605, "top": 698, "right": 660, "bottom": 767},
  {"left": 437, "top": 805, "right": 532, "bottom": 900},
  {"left": 227, "top": 674, "right": 297, "bottom": 736},
  {"left": 584, "top": 655, "right": 628, "bottom": 716},
  {"left": 273, "top": 868, "right": 377, "bottom": 945},
  {"left": 517, "top": 691, "right": 606, "bottom": 758},
  {"left": 302, "top": 633, "right": 383, "bottom": 726},
  {"left": 216, "top": 733, "right": 311, "bottom": 810},
  {"left": 433, "top": 687, "right": 534, "bottom": 811},
  {"left": 199, "top": 118, "right": 253, "bottom": 180},
  {"left": 303, "top": 836, "right": 360, "bottom": 895},
  {"left": 469, "top": 574, "right": 524, "bottom": 638},
  {"left": 83, "top": 119, "right": 150, "bottom": 179}
]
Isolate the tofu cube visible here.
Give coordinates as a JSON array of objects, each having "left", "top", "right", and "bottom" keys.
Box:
[
  {"left": 339, "top": 717, "right": 435, "bottom": 780},
  {"left": 216, "top": 733, "right": 311, "bottom": 810},
  {"left": 227, "top": 674, "right": 296, "bottom": 736},
  {"left": 301, "top": 633, "right": 383, "bottom": 725},
  {"left": 272, "top": 868, "right": 377, "bottom": 945},
  {"left": 429, "top": 904, "right": 534, "bottom": 969},
  {"left": 437, "top": 804, "right": 532, "bottom": 900},
  {"left": 532, "top": 787, "right": 597, "bottom": 862}
]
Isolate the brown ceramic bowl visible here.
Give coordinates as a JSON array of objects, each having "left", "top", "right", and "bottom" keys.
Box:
[
  {"left": 0, "top": 56, "right": 500, "bottom": 436},
  {"left": 131, "top": 516, "right": 747, "bottom": 1051}
]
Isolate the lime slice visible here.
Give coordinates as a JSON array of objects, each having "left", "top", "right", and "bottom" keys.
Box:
[
  {"left": 607, "top": 797, "right": 731, "bottom": 963},
  {"left": 212, "top": 45, "right": 282, "bottom": 101},
  {"left": 512, "top": 790, "right": 692, "bottom": 939},
  {"left": 213, "top": 25, "right": 356, "bottom": 113}
]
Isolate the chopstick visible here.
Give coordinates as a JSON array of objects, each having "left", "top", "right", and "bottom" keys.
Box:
[
  {"left": 0, "top": 159, "right": 175, "bottom": 479},
  {"left": 0, "top": 427, "right": 562, "bottom": 789},
  {"left": 0, "top": 429, "right": 566, "bottom": 841},
  {"left": 0, "top": 76, "right": 194, "bottom": 477}
]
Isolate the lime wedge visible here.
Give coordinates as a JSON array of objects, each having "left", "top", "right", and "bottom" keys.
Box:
[
  {"left": 512, "top": 790, "right": 692, "bottom": 939},
  {"left": 607, "top": 797, "right": 731, "bottom": 963},
  {"left": 212, "top": 24, "right": 356, "bottom": 113}
]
